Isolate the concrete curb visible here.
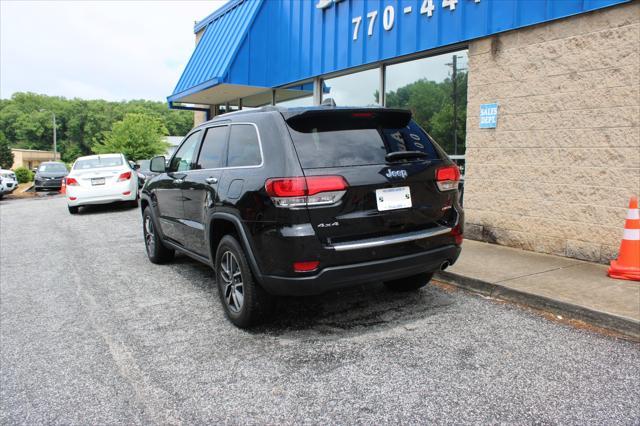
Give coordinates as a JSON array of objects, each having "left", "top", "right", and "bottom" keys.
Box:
[{"left": 435, "top": 270, "right": 640, "bottom": 341}]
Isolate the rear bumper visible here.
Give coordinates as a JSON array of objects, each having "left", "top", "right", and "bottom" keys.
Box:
[
  {"left": 35, "top": 179, "right": 63, "bottom": 190},
  {"left": 67, "top": 181, "right": 137, "bottom": 206},
  {"left": 67, "top": 192, "right": 137, "bottom": 206},
  {"left": 259, "top": 244, "right": 461, "bottom": 296}
]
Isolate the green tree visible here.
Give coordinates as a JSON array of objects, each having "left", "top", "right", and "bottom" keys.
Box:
[
  {"left": 0, "top": 92, "right": 193, "bottom": 158},
  {"left": 59, "top": 140, "right": 83, "bottom": 164},
  {"left": 92, "top": 113, "right": 169, "bottom": 161},
  {"left": 0, "top": 131, "right": 14, "bottom": 169},
  {"left": 385, "top": 72, "right": 468, "bottom": 154}
]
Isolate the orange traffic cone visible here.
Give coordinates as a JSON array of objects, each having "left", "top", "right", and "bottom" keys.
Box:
[
  {"left": 608, "top": 196, "right": 640, "bottom": 281},
  {"left": 60, "top": 178, "right": 66, "bottom": 195}
]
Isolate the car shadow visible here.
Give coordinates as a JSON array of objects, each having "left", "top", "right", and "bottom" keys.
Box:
[
  {"left": 77, "top": 202, "right": 139, "bottom": 215},
  {"left": 163, "top": 252, "right": 457, "bottom": 337},
  {"left": 254, "top": 282, "right": 457, "bottom": 336}
]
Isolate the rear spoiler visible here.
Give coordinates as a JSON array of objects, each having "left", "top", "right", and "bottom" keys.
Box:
[{"left": 283, "top": 108, "right": 412, "bottom": 132}]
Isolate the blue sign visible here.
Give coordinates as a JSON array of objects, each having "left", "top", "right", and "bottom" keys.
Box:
[{"left": 480, "top": 103, "right": 498, "bottom": 129}]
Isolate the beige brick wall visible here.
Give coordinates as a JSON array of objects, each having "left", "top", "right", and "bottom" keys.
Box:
[{"left": 464, "top": 2, "right": 640, "bottom": 263}]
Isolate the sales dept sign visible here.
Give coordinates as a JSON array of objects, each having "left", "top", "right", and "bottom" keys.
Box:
[{"left": 480, "top": 103, "right": 498, "bottom": 129}]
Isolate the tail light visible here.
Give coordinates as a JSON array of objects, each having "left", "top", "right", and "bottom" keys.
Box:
[
  {"left": 265, "top": 176, "right": 347, "bottom": 208},
  {"left": 118, "top": 171, "right": 132, "bottom": 182},
  {"left": 451, "top": 224, "right": 463, "bottom": 245},
  {"left": 436, "top": 165, "right": 461, "bottom": 191},
  {"left": 293, "top": 261, "right": 320, "bottom": 272},
  {"left": 66, "top": 177, "right": 79, "bottom": 186}
]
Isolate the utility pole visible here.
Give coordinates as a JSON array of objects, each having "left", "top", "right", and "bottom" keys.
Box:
[
  {"left": 452, "top": 55, "right": 458, "bottom": 156},
  {"left": 40, "top": 109, "right": 57, "bottom": 160},
  {"left": 446, "top": 55, "right": 467, "bottom": 156},
  {"left": 52, "top": 113, "right": 57, "bottom": 160}
]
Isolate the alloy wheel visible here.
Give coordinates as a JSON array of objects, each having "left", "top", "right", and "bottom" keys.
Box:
[
  {"left": 220, "top": 251, "right": 244, "bottom": 313},
  {"left": 144, "top": 215, "right": 155, "bottom": 255}
]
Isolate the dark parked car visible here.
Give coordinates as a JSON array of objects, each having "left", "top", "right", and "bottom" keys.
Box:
[
  {"left": 140, "top": 107, "right": 463, "bottom": 327},
  {"left": 34, "top": 162, "right": 68, "bottom": 191},
  {"left": 134, "top": 159, "right": 158, "bottom": 188}
]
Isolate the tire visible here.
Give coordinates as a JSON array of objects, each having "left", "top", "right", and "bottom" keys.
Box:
[
  {"left": 68, "top": 205, "right": 79, "bottom": 214},
  {"left": 215, "top": 235, "right": 274, "bottom": 328},
  {"left": 142, "top": 207, "right": 174, "bottom": 264},
  {"left": 384, "top": 272, "right": 434, "bottom": 292}
]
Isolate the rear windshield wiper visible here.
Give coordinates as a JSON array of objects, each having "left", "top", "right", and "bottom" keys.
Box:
[{"left": 385, "top": 151, "right": 429, "bottom": 162}]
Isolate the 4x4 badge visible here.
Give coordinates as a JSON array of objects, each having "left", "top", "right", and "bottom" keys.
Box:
[
  {"left": 385, "top": 169, "right": 408, "bottom": 180},
  {"left": 318, "top": 221, "right": 339, "bottom": 228}
]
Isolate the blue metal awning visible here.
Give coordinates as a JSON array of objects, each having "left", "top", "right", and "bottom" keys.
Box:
[
  {"left": 170, "top": 0, "right": 631, "bottom": 108},
  {"left": 168, "top": 0, "right": 265, "bottom": 105}
]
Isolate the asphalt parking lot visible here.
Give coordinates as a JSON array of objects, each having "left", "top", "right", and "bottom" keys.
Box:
[{"left": 1, "top": 196, "right": 639, "bottom": 425}]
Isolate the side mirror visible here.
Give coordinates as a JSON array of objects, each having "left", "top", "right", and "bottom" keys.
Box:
[
  {"left": 133, "top": 163, "right": 140, "bottom": 170},
  {"left": 150, "top": 156, "right": 166, "bottom": 173}
]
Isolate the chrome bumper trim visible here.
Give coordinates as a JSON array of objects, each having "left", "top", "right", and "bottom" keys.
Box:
[{"left": 328, "top": 226, "right": 452, "bottom": 252}]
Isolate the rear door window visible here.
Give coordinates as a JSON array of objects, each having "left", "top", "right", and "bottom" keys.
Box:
[
  {"left": 227, "top": 124, "right": 262, "bottom": 167},
  {"left": 286, "top": 113, "right": 438, "bottom": 169},
  {"left": 197, "top": 125, "right": 228, "bottom": 169}
]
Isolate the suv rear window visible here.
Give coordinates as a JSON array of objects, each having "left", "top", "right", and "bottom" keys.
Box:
[{"left": 286, "top": 112, "right": 438, "bottom": 169}]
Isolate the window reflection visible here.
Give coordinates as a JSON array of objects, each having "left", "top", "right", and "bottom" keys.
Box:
[
  {"left": 385, "top": 51, "right": 468, "bottom": 155},
  {"left": 323, "top": 68, "right": 380, "bottom": 107},
  {"left": 276, "top": 82, "right": 314, "bottom": 108}
]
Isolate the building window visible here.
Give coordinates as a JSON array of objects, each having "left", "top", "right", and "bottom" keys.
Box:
[
  {"left": 240, "top": 91, "right": 273, "bottom": 108},
  {"left": 384, "top": 51, "right": 468, "bottom": 155},
  {"left": 322, "top": 67, "right": 380, "bottom": 107},
  {"left": 276, "top": 82, "right": 313, "bottom": 108}
]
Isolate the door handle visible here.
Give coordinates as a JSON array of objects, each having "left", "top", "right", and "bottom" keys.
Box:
[
  {"left": 174, "top": 179, "right": 184, "bottom": 184},
  {"left": 205, "top": 177, "right": 218, "bottom": 184}
]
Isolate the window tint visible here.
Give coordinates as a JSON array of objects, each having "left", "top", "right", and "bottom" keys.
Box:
[
  {"left": 291, "top": 128, "right": 386, "bottom": 168},
  {"left": 74, "top": 156, "right": 123, "bottom": 169},
  {"left": 288, "top": 117, "right": 438, "bottom": 169},
  {"left": 381, "top": 121, "right": 438, "bottom": 158},
  {"left": 170, "top": 131, "right": 201, "bottom": 172},
  {"left": 197, "top": 126, "right": 228, "bottom": 169},
  {"left": 227, "top": 125, "right": 261, "bottom": 167},
  {"left": 39, "top": 163, "right": 67, "bottom": 173}
]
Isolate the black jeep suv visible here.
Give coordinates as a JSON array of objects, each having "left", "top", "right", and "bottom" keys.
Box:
[{"left": 141, "top": 106, "right": 463, "bottom": 327}]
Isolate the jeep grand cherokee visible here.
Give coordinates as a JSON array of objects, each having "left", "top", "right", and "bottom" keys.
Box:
[{"left": 140, "top": 107, "right": 463, "bottom": 328}]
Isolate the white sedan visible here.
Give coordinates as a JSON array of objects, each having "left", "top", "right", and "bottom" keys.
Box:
[
  {"left": 66, "top": 153, "right": 138, "bottom": 214},
  {"left": 0, "top": 169, "right": 18, "bottom": 196}
]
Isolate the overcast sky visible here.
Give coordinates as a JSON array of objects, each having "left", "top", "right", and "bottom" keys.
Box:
[{"left": 0, "top": 0, "right": 225, "bottom": 102}]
